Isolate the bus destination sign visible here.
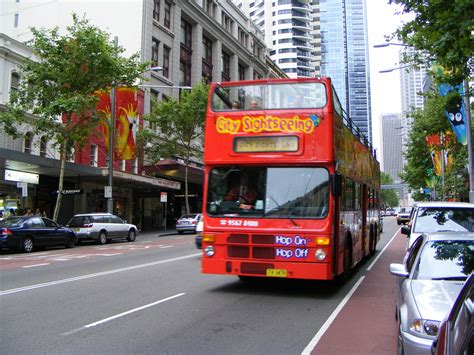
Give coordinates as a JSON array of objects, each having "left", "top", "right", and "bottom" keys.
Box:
[{"left": 234, "top": 136, "right": 298, "bottom": 153}]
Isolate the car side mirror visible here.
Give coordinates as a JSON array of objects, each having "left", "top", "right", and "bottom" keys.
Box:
[
  {"left": 389, "top": 263, "right": 409, "bottom": 278},
  {"left": 401, "top": 225, "right": 411, "bottom": 236}
]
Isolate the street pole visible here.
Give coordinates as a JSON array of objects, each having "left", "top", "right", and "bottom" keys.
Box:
[
  {"left": 464, "top": 80, "right": 474, "bottom": 203},
  {"left": 107, "top": 36, "right": 118, "bottom": 214}
]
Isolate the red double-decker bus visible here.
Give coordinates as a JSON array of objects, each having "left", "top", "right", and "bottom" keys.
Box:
[{"left": 201, "top": 77, "right": 381, "bottom": 281}]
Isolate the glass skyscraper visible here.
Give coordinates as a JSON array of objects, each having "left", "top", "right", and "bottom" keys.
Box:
[{"left": 320, "top": 0, "right": 372, "bottom": 142}]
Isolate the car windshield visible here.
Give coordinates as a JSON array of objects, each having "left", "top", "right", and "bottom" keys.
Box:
[
  {"left": 413, "top": 207, "right": 474, "bottom": 233},
  {"left": 68, "top": 216, "right": 92, "bottom": 227},
  {"left": 180, "top": 214, "right": 198, "bottom": 220},
  {"left": 413, "top": 240, "right": 474, "bottom": 280},
  {"left": 206, "top": 166, "right": 329, "bottom": 218},
  {"left": 0, "top": 217, "right": 25, "bottom": 227}
]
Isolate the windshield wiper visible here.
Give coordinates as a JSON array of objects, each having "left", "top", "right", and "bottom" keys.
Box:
[
  {"left": 269, "top": 195, "right": 298, "bottom": 227},
  {"left": 431, "top": 276, "right": 468, "bottom": 281}
]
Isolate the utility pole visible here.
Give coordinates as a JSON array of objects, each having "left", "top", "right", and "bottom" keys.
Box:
[{"left": 107, "top": 36, "right": 118, "bottom": 214}]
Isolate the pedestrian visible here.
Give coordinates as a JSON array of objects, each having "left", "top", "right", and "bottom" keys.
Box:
[
  {"left": 9, "top": 208, "right": 15, "bottom": 216},
  {"left": 25, "top": 208, "right": 33, "bottom": 216},
  {"left": 42, "top": 211, "right": 48, "bottom": 218},
  {"left": 35, "top": 208, "right": 42, "bottom": 216}
]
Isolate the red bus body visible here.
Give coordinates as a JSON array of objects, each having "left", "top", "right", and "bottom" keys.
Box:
[{"left": 201, "top": 77, "right": 381, "bottom": 280}]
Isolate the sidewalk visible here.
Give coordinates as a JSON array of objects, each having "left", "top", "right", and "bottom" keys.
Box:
[{"left": 309, "top": 231, "right": 406, "bottom": 354}]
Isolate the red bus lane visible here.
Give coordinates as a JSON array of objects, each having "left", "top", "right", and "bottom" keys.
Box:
[{"left": 306, "top": 230, "right": 406, "bottom": 354}]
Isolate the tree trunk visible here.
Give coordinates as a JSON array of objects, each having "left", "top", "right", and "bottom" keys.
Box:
[{"left": 52, "top": 140, "right": 66, "bottom": 222}]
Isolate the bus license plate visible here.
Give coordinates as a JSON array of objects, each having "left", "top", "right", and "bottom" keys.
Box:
[{"left": 266, "top": 269, "right": 287, "bottom": 277}]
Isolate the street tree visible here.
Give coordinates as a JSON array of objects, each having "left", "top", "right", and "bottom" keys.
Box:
[
  {"left": 400, "top": 91, "right": 468, "bottom": 200},
  {"left": 380, "top": 172, "right": 399, "bottom": 208},
  {"left": 140, "top": 81, "right": 209, "bottom": 214},
  {"left": 390, "top": 0, "right": 474, "bottom": 85},
  {"left": 0, "top": 15, "right": 147, "bottom": 221}
]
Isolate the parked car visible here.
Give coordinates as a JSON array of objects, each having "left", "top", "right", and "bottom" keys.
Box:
[
  {"left": 396, "top": 206, "right": 412, "bottom": 225},
  {"left": 431, "top": 273, "right": 474, "bottom": 355},
  {"left": 176, "top": 213, "right": 202, "bottom": 234},
  {"left": 385, "top": 207, "right": 396, "bottom": 216},
  {"left": 195, "top": 218, "right": 203, "bottom": 249},
  {"left": 0, "top": 216, "right": 77, "bottom": 252},
  {"left": 390, "top": 232, "right": 474, "bottom": 355},
  {"left": 401, "top": 201, "right": 474, "bottom": 249},
  {"left": 67, "top": 213, "right": 138, "bottom": 244}
]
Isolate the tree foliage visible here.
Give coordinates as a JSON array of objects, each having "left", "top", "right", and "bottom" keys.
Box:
[
  {"left": 0, "top": 14, "right": 147, "bottom": 221},
  {"left": 380, "top": 172, "right": 399, "bottom": 208},
  {"left": 400, "top": 91, "right": 468, "bottom": 201},
  {"left": 390, "top": 0, "right": 474, "bottom": 85},
  {"left": 140, "top": 81, "right": 209, "bottom": 214}
]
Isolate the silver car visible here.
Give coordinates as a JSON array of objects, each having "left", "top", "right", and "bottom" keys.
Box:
[
  {"left": 67, "top": 213, "right": 138, "bottom": 244},
  {"left": 401, "top": 202, "right": 474, "bottom": 249},
  {"left": 390, "top": 232, "right": 474, "bottom": 355}
]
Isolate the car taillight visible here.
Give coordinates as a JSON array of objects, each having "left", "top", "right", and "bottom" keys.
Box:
[
  {"left": 2, "top": 228, "right": 13, "bottom": 235},
  {"left": 192, "top": 221, "right": 197, "bottom": 225},
  {"left": 83, "top": 224, "right": 93, "bottom": 228}
]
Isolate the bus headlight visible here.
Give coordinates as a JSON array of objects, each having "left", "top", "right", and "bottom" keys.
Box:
[
  {"left": 315, "top": 249, "right": 327, "bottom": 261},
  {"left": 204, "top": 245, "right": 215, "bottom": 257}
]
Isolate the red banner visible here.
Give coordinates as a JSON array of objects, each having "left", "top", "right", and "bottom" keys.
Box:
[{"left": 97, "top": 88, "right": 142, "bottom": 160}]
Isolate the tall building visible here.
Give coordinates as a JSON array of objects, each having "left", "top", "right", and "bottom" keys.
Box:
[
  {"left": 236, "top": 0, "right": 314, "bottom": 78},
  {"left": 0, "top": 0, "right": 285, "bottom": 225},
  {"left": 398, "top": 49, "right": 428, "bottom": 160},
  {"left": 381, "top": 113, "right": 403, "bottom": 183},
  {"left": 236, "top": 0, "right": 372, "bottom": 142},
  {"left": 319, "top": 0, "right": 372, "bottom": 142}
]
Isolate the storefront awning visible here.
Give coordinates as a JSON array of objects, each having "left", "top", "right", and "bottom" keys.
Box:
[{"left": 143, "top": 159, "right": 204, "bottom": 185}]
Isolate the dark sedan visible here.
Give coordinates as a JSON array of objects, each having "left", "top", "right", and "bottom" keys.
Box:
[{"left": 0, "top": 216, "right": 77, "bottom": 253}]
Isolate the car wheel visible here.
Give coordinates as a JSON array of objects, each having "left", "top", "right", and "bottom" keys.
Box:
[
  {"left": 127, "top": 229, "right": 136, "bottom": 242},
  {"left": 22, "top": 237, "right": 34, "bottom": 253},
  {"left": 65, "top": 236, "right": 76, "bottom": 248},
  {"left": 98, "top": 231, "right": 107, "bottom": 245}
]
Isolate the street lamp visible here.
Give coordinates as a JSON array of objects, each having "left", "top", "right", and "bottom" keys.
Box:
[{"left": 106, "top": 64, "right": 164, "bottom": 214}]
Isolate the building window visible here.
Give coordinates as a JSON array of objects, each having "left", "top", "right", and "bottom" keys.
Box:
[
  {"left": 10, "top": 72, "right": 20, "bottom": 97},
  {"left": 90, "top": 145, "right": 98, "bottom": 167},
  {"left": 153, "top": 0, "right": 160, "bottom": 22},
  {"left": 14, "top": 13, "right": 19, "bottom": 28},
  {"left": 180, "top": 19, "right": 192, "bottom": 86},
  {"left": 221, "top": 52, "right": 230, "bottom": 82},
  {"left": 164, "top": 1, "right": 171, "bottom": 29},
  {"left": 221, "top": 12, "right": 234, "bottom": 33},
  {"left": 180, "top": 19, "right": 192, "bottom": 49},
  {"left": 204, "top": 0, "right": 215, "bottom": 16},
  {"left": 40, "top": 136, "right": 48, "bottom": 157},
  {"left": 152, "top": 38, "right": 159, "bottom": 66},
  {"left": 24, "top": 132, "right": 33, "bottom": 154},
  {"left": 163, "top": 45, "right": 170, "bottom": 78},
  {"left": 202, "top": 36, "right": 213, "bottom": 82},
  {"left": 238, "top": 27, "right": 248, "bottom": 48},
  {"left": 238, "top": 64, "right": 246, "bottom": 81}
]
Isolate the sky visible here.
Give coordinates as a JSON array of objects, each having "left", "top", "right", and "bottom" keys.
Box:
[{"left": 366, "top": 0, "right": 408, "bottom": 156}]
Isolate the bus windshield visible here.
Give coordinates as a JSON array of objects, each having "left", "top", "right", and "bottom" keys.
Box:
[
  {"left": 206, "top": 167, "right": 329, "bottom": 218},
  {"left": 211, "top": 82, "right": 327, "bottom": 111}
]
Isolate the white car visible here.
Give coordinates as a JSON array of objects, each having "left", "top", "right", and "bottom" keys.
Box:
[
  {"left": 401, "top": 201, "right": 474, "bottom": 249},
  {"left": 67, "top": 213, "right": 138, "bottom": 244}
]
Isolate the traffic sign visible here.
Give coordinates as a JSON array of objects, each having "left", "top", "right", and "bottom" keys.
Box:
[{"left": 160, "top": 192, "right": 168, "bottom": 202}]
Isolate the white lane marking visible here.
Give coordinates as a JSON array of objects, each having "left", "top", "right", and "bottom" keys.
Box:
[
  {"left": 22, "top": 263, "right": 50, "bottom": 268},
  {"left": 301, "top": 228, "right": 400, "bottom": 355},
  {"left": 62, "top": 293, "right": 186, "bottom": 336},
  {"left": 366, "top": 228, "right": 400, "bottom": 271},
  {"left": 0, "top": 253, "right": 201, "bottom": 296},
  {"left": 159, "top": 246, "right": 173, "bottom": 249},
  {"left": 301, "top": 276, "right": 366, "bottom": 355}
]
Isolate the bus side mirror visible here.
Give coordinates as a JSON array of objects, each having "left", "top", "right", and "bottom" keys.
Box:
[{"left": 331, "top": 173, "right": 342, "bottom": 197}]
